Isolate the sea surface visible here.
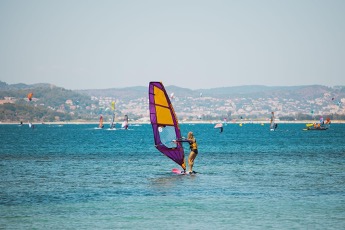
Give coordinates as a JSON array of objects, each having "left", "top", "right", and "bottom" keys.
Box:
[{"left": 1, "top": 123, "right": 344, "bottom": 229}]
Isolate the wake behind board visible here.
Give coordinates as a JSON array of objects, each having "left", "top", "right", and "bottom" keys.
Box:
[{"left": 172, "top": 168, "right": 197, "bottom": 175}]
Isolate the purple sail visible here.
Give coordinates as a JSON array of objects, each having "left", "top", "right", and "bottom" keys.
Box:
[{"left": 148, "top": 82, "right": 186, "bottom": 170}]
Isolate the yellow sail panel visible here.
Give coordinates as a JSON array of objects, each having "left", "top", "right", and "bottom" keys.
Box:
[
  {"left": 154, "top": 86, "right": 169, "bottom": 107},
  {"left": 156, "top": 105, "right": 174, "bottom": 125}
]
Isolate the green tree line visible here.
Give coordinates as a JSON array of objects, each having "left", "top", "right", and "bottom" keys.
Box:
[{"left": 0, "top": 103, "right": 72, "bottom": 122}]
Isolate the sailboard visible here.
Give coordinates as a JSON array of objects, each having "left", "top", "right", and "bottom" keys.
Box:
[
  {"left": 148, "top": 82, "right": 186, "bottom": 171},
  {"left": 172, "top": 168, "right": 197, "bottom": 175}
]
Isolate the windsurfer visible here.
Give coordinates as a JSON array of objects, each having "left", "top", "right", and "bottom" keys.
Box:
[
  {"left": 270, "top": 111, "right": 278, "bottom": 130},
  {"left": 270, "top": 112, "right": 274, "bottom": 124},
  {"left": 175, "top": 131, "right": 198, "bottom": 174}
]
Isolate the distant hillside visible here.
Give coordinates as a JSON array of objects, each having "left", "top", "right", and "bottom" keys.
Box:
[
  {"left": 0, "top": 81, "right": 92, "bottom": 107},
  {"left": 0, "top": 81, "right": 54, "bottom": 90},
  {"left": 0, "top": 81, "right": 94, "bottom": 122},
  {"left": 1, "top": 81, "right": 345, "bottom": 122},
  {"left": 3, "top": 81, "right": 344, "bottom": 100},
  {"left": 196, "top": 85, "right": 338, "bottom": 100},
  {"left": 77, "top": 86, "right": 148, "bottom": 100},
  {"left": 77, "top": 84, "right": 345, "bottom": 101}
]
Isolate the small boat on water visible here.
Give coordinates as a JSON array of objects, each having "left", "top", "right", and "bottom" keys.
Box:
[
  {"left": 303, "top": 117, "right": 331, "bottom": 131},
  {"left": 304, "top": 124, "right": 328, "bottom": 131}
]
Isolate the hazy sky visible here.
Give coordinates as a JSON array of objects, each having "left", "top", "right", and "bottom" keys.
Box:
[{"left": 1, "top": 0, "right": 344, "bottom": 90}]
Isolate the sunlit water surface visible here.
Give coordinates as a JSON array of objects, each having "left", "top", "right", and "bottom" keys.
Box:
[{"left": 1, "top": 123, "right": 344, "bottom": 229}]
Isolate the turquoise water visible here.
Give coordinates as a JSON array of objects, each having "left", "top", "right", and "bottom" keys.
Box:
[{"left": 1, "top": 123, "right": 345, "bottom": 229}]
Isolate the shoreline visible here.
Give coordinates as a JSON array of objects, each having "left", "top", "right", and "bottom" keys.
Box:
[{"left": 1, "top": 120, "right": 345, "bottom": 125}]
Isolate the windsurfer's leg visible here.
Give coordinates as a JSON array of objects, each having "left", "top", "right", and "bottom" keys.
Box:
[{"left": 188, "top": 151, "right": 197, "bottom": 172}]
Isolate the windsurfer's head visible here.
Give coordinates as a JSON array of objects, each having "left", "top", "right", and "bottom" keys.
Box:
[{"left": 187, "top": 131, "right": 194, "bottom": 139}]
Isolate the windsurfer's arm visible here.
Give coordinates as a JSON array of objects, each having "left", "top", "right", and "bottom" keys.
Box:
[{"left": 173, "top": 138, "right": 190, "bottom": 143}]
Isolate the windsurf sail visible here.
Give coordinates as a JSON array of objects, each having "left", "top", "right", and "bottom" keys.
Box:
[
  {"left": 270, "top": 111, "right": 277, "bottom": 130},
  {"left": 99, "top": 115, "right": 104, "bottom": 128},
  {"left": 148, "top": 82, "right": 186, "bottom": 170},
  {"left": 110, "top": 101, "right": 116, "bottom": 129},
  {"left": 214, "top": 123, "right": 223, "bottom": 128},
  {"left": 122, "top": 115, "right": 129, "bottom": 129},
  {"left": 214, "top": 123, "right": 223, "bottom": 133}
]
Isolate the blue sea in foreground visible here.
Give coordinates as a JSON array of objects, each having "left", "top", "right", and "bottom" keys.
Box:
[{"left": 1, "top": 123, "right": 345, "bottom": 229}]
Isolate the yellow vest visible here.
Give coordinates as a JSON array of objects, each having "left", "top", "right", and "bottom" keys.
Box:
[{"left": 190, "top": 139, "right": 197, "bottom": 150}]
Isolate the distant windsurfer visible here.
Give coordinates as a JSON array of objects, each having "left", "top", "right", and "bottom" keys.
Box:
[
  {"left": 270, "top": 111, "right": 277, "bottom": 130},
  {"left": 175, "top": 131, "right": 198, "bottom": 174},
  {"left": 99, "top": 115, "right": 104, "bottom": 128},
  {"left": 122, "top": 115, "right": 129, "bottom": 130}
]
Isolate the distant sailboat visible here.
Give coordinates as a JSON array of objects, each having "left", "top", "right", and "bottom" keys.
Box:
[{"left": 304, "top": 117, "right": 331, "bottom": 131}]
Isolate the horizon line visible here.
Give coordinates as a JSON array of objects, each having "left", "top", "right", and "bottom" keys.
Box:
[{"left": 1, "top": 80, "right": 344, "bottom": 91}]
